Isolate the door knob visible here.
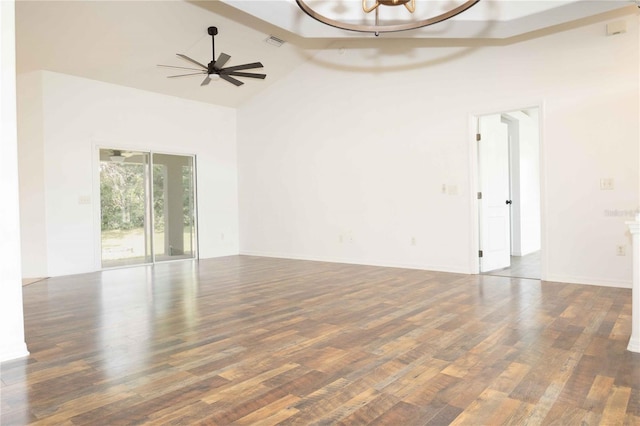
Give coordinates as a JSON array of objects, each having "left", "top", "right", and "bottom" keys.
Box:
[{"left": 506, "top": 200, "right": 512, "bottom": 205}]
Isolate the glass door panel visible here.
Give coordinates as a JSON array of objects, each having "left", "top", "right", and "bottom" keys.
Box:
[
  {"left": 152, "top": 153, "right": 197, "bottom": 261},
  {"left": 99, "top": 149, "right": 152, "bottom": 268}
]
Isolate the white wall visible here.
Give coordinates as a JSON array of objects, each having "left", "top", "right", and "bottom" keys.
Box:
[
  {"left": 1, "top": 0, "right": 29, "bottom": 362},
  {"left": 238, "top": 13, "right": 639, "bottom": 287},
  {"left": 18, "top": 71, "right": 239, "bottom": 277}
]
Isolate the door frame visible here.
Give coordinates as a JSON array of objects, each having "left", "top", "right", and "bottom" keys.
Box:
[
  {"left": 92, "top": 142, "right": 199, "bottom": 270},
  {"left": 468, "top": 102, "right": 547, "bottom": 279}
]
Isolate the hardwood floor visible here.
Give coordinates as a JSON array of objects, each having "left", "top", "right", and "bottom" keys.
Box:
[
  {"left": 21, "top": 278, "right": 47, "bottom": 287},
  {"left": 1, "top": 256, "right": 638, "bottom": 425}
]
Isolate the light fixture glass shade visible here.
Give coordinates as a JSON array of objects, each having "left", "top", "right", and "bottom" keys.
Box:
[
  {"left": 110, "top": 155, "right": 125, "bottom": 163},
  {"left": 296, "top": 0, "right": 480, "bottom": 34}
]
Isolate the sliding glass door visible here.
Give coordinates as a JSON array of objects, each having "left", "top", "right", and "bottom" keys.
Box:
[{"left": 99, "top": 149, "right": 197, "bottom": 268}]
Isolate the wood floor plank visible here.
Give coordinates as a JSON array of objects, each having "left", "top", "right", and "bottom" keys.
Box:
[
  {"left": 148, "top": 400, "right": 214, "bottom": 425},
  {"left": 234, "top": 394, "right": 301, "bottom": 425},
  {"left": 401, "top": 372, "right": 461, "bottom": 407},
  {"left": 310, "top": 387, "right": 382, "bottom": 424},
  {"left": 368, "top": 400, "right": 425, "bottom": 425},
  {"left": 601, "top": 385, "right": 632, "bottom": 425},
  {"left": 378, "top": 362, "right": 446, "bottom": 401},
  {"left": 482, "top": 395, "right": 533, "bottom": 425},
  {"left": 449, "top": 388, "right": 508, "bottom": 425},
  {"left": 584, "top": 374, "right": 615, "bottom": 413},
  {"left": 628, "top": 388, "right": 640, "bottom": 418},
  {"left": 0, "top": 255, "right": 638, "bottom": 425},
  {"left": 489, "top": 361, "right": 532, "bottom": 394},
  {"left": 336, "top": 392, "right": 401, "bottom": 425}
]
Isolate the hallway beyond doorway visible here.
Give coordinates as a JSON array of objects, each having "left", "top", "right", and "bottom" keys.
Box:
[{"left": 484, "top": 251, "right": 541, "bottom": 280}]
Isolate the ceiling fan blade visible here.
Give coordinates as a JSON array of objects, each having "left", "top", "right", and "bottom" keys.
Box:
[
  {"left": 225, "top": 71, "right": 266, "bottom": 79},
  {"left": 158, "top": 64, "right": 205, "bottom": 71},
  {"left": 176, "top": 54, "right": 207, "bottom": 70},
  {"left": 220, "top": 74, "right": 244, "bottom": 86},
  {"left": 220, "top": 62, "right": 264, "bottom": 72},
  {"left": 213, "top": 53, "right": 231, "bottom": 70},
  {"left": 200, "top": 75, "right": 211, "bottom": 86},
  {"left": 167, "top": 71, "right": 208, "bottom": 78}
]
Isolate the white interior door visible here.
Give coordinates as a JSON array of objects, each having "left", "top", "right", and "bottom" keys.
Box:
[{"left": 478, "top": 115, "right": 511, "bottom": 272}]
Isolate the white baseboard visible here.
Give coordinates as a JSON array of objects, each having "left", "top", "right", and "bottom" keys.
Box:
[
  {"left": 544, "top": 274, "right": 631, "bottom": 289},
  {"left": 0, "top": 343, "right": 29, "bottom": 363},
  {"left": 238, "top": 250, "right": 470, "bottom": 275},
  {"left": 239, "top": 251, "right": 631, "bottom": 288}
]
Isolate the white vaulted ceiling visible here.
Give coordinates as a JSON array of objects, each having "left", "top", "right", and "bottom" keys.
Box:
[{"left": 15, "top": 1, "right": 637, "bottom": 107}]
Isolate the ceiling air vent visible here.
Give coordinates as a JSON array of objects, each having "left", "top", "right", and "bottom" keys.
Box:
[{"left": 265, "top": 35, "right": 285, "bottom": 47}]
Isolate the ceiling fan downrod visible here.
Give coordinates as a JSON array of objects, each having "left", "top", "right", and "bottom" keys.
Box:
[{"left": 207, "top": 26, "right": 218, "bottom": 74}]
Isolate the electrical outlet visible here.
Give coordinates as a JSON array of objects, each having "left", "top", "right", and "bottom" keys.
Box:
[
  {"left": 616, "top": 245, "right": 626, "bottom": 256},
  {"left": 600, "top": 178, "right": 614, "bottom": 190},
  {"left": 411, "top": 237, "right": 416, "bottom": 246}
]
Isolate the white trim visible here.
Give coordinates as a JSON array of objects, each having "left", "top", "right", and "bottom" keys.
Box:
[
  {"left": 93, "top": 143, "right": 199, "bottom": 271},
  {"left": 538, "top": 103, "right": 549, "bottom": 283},
  {"left": 544, "top": 274, "right": 631, "bottom": 289},
  {"left": 0, "top": 343, "right": 29, "bottom": 363},
  {"left": 467, "top": 114, "right": 480, "bottom": 274},
  {"left": 241, "top": 251, "right": 633, "bottom": 288},
  {"left": 92, "top": 144, "right": 102, "bottom": 271},
  {"left": 0, "top": 0, "right": 29, "bottom": 366},
  {"left": 469, "top": 102, "right": 546, "bottom": 279},
  {"left": 239, "top": 251, "right": 471, "bottom": 275},
  {"left": 625, "top": 219, "right": 639, "bottom": 352}
]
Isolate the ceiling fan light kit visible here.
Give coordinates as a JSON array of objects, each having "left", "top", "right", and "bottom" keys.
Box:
[
  {"left": 159, "top": 26, "right": 266, "bottom": 87},
  {"left": 295, "top": 0, "right": 480, "bottom": 36}
]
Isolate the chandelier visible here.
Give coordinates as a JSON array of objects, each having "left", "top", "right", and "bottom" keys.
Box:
[{"left": 296, "top": 0, "right": 480, "bottom": 36}]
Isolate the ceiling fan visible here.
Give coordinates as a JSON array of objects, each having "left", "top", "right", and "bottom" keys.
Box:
[
  {"left": 109, "top": 150, "right": 142, "bottom": 163},
  {"left": 158, "top": 26, "right": 266, "bottom": 87}
]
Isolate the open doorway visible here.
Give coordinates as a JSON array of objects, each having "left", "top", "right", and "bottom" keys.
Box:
[{"left": 476, "top": 108, "right": 541, "bottom": 279}]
